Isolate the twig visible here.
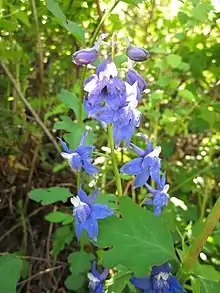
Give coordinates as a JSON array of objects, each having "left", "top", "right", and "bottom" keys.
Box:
[
  {"left": 1, "top": 61, "right": 60, "bottom": 153},
  {"left": 95, "top": 0, "right": 106, "bottom": 33}
]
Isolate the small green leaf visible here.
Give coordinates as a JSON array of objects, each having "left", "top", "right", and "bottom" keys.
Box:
[
  {"left": 167, "top": 54, "right": 182, "bottom": 68},
  {"left": 199, "top": 276, "right": 220, "bottom": 293},
  {"left": 63, "top": 20, "right": 85, "bottom": 44},
  {"left": 98, "top": 197, "right": 176, "bottom": 276},
  {"left": 58, "top": 89, "right": 77, "bottom": 114},
  {"left": 63, "top": 128, "right": 84, "bottom": 149},
  {"left": 46, "top": 0, "right": 66, "bottom": 20},
  {"left": 52, "top": 225, "right": 73, "bottom": 256},
  {"left": 15, "top": 11, "right": 31, "bottom": 27},
  {"left": 196, "top": 264, "right": 220, "bottom": 282},
  {"left": 45, "top": 211, "right": 73, "bottom": 225},
  {"left": 0, "top": 255, "right": 22, "bottom": 293},
  {"left": 108, "top": 265, "right": 132, "bottom": 293},
  {"left": 29, "top": 187, "right": 72, "bottom": 205},
  {"left": 65, "top": 274, "right": 85, "bottom": 290},
  {"left": 54, "top": 115, "right": 76, "bottom": 132},
  {"left": 68, "top": 251, "right": 95, "bottom": 275},
  {"left": 94, "top": 193, "right": 117, "bottom": 211},
  {"left": 179, "top": 89, "right": 195, "bottom": 101},
  {"left": 191, "top": 3, "right": 211, "bottom": 22}
]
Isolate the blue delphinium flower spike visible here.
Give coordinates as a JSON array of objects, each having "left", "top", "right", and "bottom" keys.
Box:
[
  {"left": 126, "top": 37, "right": 150, "bottom": 62},
  {"left": 144, "top": 173, "right": 169, "bottom": 215},
  {"left": 88, "top": 262, "right": 109, "bottom": 293},
  {"left": 58, "top": 131, "right": 99, "bottom": 176},
  {"left": 72, "top": 33, "right": 108, "bottom": 65},
  {"left": 126, "top": 68, "right": 147, "bottom": 100},
  {"left": 120, "top": 134, "right": 161, "bottom": 188},
  {"left": 131, "top": 262, "right": 185, "bottom": 293},
  {"left": 71, "top": 187, "right": 113, "bottom": 241}
]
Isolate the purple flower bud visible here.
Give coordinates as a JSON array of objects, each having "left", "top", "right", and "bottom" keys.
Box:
[
  {"left": 126, "top": 69, "right": 147, "bottom": 99},
  {"left": 126, "top": 37, "right": 150, "bottom": 62},
  {"left": 72, "top": 48, "right": 98, "bottom": 65}
]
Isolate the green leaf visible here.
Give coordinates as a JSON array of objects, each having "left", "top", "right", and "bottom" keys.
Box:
[
  {"left": 54, "top": 115, "right": 76, "bottom": 132},
  {"left": 98, "top": 197, "right": 176, "bottom": 276},
  {"left": 191, "top": 3, "right": 211, "bottom": 22},
  {"left": 179, "top": 89, "right": 195, "bottom": 101},
  {"left": 45, "top": 211, "right": 73, "bottom": 225},
  {"left": 0, "top": 255, "right": 22, "bottom": 293},
  {"left": 68, "top": 251, "right": 95, "bottom": 275},
  {"left": 167, "top": 54, "right": 182, "bottom": 68},
  {"left": 94, "top": 193, "right": 117, "bottom": 211},
  {"left": 52, "top": 225, "right": 73, "bottom": 256},
  {"left": 65, "top": 274, "right": 85, "bottom": 290},
  {"left": 46, "top": 0, "right": 85, "bottom": 43},
  {"left": 46, "top": 0, "right": 66, "bottom": 20},
  {"left": 199, "top": 276, "right": 220, "bottom": 293},
  {"left": 108, "top": 265, "right": 132, "bottom": 293},
  {"left": 195, "top": 264, "right": 220, "bottom": 282},
  {"left": 29, "top": 187, "right": 72, "bottom": 205},
  {"left": 15, "top": 11, "right": 30, "bottom": 27},
  {"left": 63, "top": 127, "right": 84, "bottom": 149}
]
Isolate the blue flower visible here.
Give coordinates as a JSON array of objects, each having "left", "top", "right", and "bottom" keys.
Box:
[
  {"left": 144, "top": 173, "right": 169, "bottom": 215},
  {"left": 88, "top": 262, "right": 109, "bottom": 293},
  {"left": 126, "top": 68, "right": 147, "bottom": 100},
  {"left": 126, "top": 37, "right": 150, "bottom": 62},
  {"left": 71, "top": 187, "right": 113, "bottom": 241},
  {"left": 72, "top": 33, "right": 107, "bottom": 65},
  {"left": 58, "top": 131, "right": 99, "bottom": 176},
  {"left": 130, "top": 263, "right": 185, "bottom": 293},
  {"left": 120, "top": 135, "right": 161, "bottom": 188}
]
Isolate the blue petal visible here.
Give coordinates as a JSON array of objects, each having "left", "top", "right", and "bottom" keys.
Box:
[
  {"left": 91, "top": 262, "right": 101, "bottom": 279},
  {"left": 83, "top": 161, "right": 100, "bottom": 176},
  {"left": 151, "top": 263, "right": 171, "bottom": 276},
  {"left": 82, "top": 216, "right": 98, "bottom": 241},
  {"left": 94, "top": 283, "right": 104, "bottom": 293},
  {"left": 130, "top": 142, "right": 145, "bottom": 157},
  {"left": 168, "top": 276, "right": 186, "bottom": 293},
  {"left": 145, "top": 182, "right": 157, "bottom": 195},
  {"left": 57, "top": 137, "right": 72, "bottom": 153},
  {"left": 75, "top": 222, "right": 83, "bottom": 240},
  {"left": 133, "top": 171, "right": 150, "bottom": 188},
  {"left": 79, "top": 131, "right": 89, "bottom": 146},
  {"left": 78, "top": 187, "right": 91, "bottom": 205},
  {"left": 91, "top": 204, "right": 113, "bottom": 219},
  {"left": 100, "top": 268, "right": 109, "bottom": 281},
  {"left": 76, "top": 145, "right": 93, "bottom": 159},
  {"left": 90, "top": 189, "right": 99, "bottom": 202},
  {"left": 130, "top": 276, "right": 151, "bottom": 290},
  {"left": 70, "top": 153, "right": 83, "bottom": 170},
  {"left": 120, "top": 158, "right": 143, "bottom": 175}
]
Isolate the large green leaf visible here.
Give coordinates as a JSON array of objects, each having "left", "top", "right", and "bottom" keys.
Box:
[
  {"left": 98, "top": 197, "right": 176, "bottom": 276},
  {"left": 199, "top": 276, "right": 220, "bottom": 293},
  {"left": 167, "top": 54, "right": 182, "bottom": 68},
  {"left": 46, "top": 0, "right": 85, "bottom": 43},
  {"left": 68, "top": 251, "right": 95, "bottom": 275},
  {"left": 54, "top": 115, "right": 76, "bottom": 132},
  {"left": 107, "top": 265, "right": 133, "bottom": 293},
  {"left": 45, "top": 211, "right": 73, "bottom": 225},
  {"left": 0, "top": 255, "right": 22, "bottom": 293},
  {"left": 29, "top": 187, "right": 72, "bottom": 205}
]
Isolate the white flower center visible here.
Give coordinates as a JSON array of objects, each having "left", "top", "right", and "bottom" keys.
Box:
[
  {"left": 87, "top": 273, "right": 100, "bottom": 283},
  {"left": 162, "top": 184, "right": 170, "bottom": 194},
  {"left": 156, "top": 272, "right": 169, "bottom": 281},
  {"left": 148, "top": 146, "right": 161, "bottom": 157},
  {"left": 61, "top": 152, "right": 79, "bottom": 160},
  {"left": 71, "top": 196, "right": 87, "bottom": 208}
]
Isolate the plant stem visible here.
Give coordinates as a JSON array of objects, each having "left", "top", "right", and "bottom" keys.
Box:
[
  {"left": 107, "top": 124, "right": 123, "bottom": 197},
  {"left": 177, "top": 196, "right": 220, "bottom": 283},
  {"left": 76, "top": 171, "right": 81, "bottom": 191}
]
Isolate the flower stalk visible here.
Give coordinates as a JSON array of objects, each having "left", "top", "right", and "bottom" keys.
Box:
[
  {"left": 177, "top": 196, "right": 220, "bottom": 283},
  {"left": 107, "top": 124, "right": 123, "bottom": 197}
]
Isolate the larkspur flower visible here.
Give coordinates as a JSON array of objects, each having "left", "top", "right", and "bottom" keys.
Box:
[
  {"left": 120, "top": 134, "right": 161, "bottom": 188},
  {"left": 58, "top": 131, "right": 99, "bottom": 176},
  {"left": 130, "top": 263, "right": 185, "bottom": 293},
  {"left": 71, "top": 187, "right": 113, "bottom": 241},
  {"left": 84, "top": 59, "right": 141, "bottom": 147},
  {"left": 88, "top": 262, "right": 109, "bottom": 293},
  {"left": 144, "top": 173, "right": 169, "bottom": 215},
  {"left": 126, "top": 68, "right": 147, "bottom": 100},
  {"left": 126, "top": 37, "right": 150, "bottom": 62},
  {"left": 72, "top": 33, "right": 108, "bottom": 65}
]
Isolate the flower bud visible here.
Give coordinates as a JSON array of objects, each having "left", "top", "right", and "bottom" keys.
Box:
[
  {"left": 72, "top": 48, "right": 98, "bottom": 65},
  {"left": 126, "top": 37, "right": 150, "bottom": 62},
  {"left": 126, "top": 69, "right": 147, "bottom": 100}
]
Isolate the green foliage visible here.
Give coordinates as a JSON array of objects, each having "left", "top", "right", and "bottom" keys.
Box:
[
  {"left": 0, "top": 255, "right": 22, "bottom": 293},
  {"left": 45, "top": 211, "right": 73, "bottom": 224},
  {"left": 98, "top": 197, "right": 176, "bottom": 276},
  {"left": 29, "top": 187, "right": 72, "bottom": 205},
  {"left": 65, "top": 251, "right": 95, "bottom": 291},
  {"left": 107, "top": 265, "right": 134, "bottom": 293},
  {"left": 46, "top": 0, "right": 85, "bottom": 43},
  {"left": 52, "top": 225, "right": 73, "bottom": 256},
  {"left": 199, "top": 276, "right": 220, "bottom": 293}
]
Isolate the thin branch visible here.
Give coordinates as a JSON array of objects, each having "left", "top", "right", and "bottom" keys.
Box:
[{"left": 1, "top": 61, "right": 60, "bottom": 153}]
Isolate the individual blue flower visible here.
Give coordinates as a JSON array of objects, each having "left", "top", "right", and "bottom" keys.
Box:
[
  {"left": 144, "top": 173, "right": 169, "bottom": 215},
  {"left": 72, "top": 33, "right": 108, "bottom": 65},
  {"left": 58, "top": 131, "right": 99, "bottom": 176},
  {"left": 71, "top": 187, "right": 113, "bottom": 241},
  {"left": 130, "top": 263, "right": 185, "bottom": 293},
  {"left": 126, "top": 68, "right": 147, "bottom": 100},
  {"left": 126, "top": 37, "right": 150, "bottom": 62},
  {"left": 88, "top": 262, "right": 109, "bottom": 293},
  {"left": 120, "top": 134, "right": 161, "bottom": 188}
]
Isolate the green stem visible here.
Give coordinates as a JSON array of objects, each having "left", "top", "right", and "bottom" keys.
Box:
[
  {"left": 107, "top": 124, "right": 123, "bottom": 197},
  {"left": 77, "top": 0, "right": 120, "bottom": 127},
  {"left": 177, "top": 196, "right": 220, "bottom": 283},
  {"left": 76, "top": 171, "right": 81, "bottom": 191}
]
